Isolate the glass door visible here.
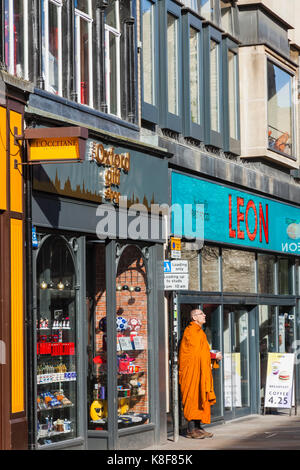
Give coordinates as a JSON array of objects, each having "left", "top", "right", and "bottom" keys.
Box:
[
  {"left": 224, "top": 307, "right": 251, "bottom": 419},
  {"left": 259, "top": 305, "right": 295, "bottom": 411},
  {"left": 35, "top": 235, "right": 78, "bottom": 447}
]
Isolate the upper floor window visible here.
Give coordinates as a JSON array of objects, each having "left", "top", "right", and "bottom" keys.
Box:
[
  {"left": 201, "top": 0, "right": 220, "bottom": 26},
  {"left": 142, "top": 0, "right": 156, "bottom": 107},
  {"left": 210, "top": 38, "right": 220, "bottom": 133},
  {"left": 104, "top": 0, "right": 121, "bottom": 117},
  {"left": 74, "top": 0, "right": 93, "bottom": 106},
  {"left": 228, "top": 48, "right": 238, "bottom": 140},
  {"left": 267, "top": 60, "right": 294, "bottom": 158},
  {"left": 221, "top": 0, "right": 239, "bottom": 37},
  {"left": 42, "top": 0, "right": 62, "bottom": 95},
  {"left": 167, "top": 12, "right": 179, "bottom": 116},
  {"left": 5, "top": 0, "right": 28, "bottom": 79}
]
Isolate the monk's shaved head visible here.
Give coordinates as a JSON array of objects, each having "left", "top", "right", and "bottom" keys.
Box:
[{"left": 190, "top": 309, "right": 206, "bottom": 326}]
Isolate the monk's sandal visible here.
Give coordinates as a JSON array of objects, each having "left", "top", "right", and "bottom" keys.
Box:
[
  {"left": 198, "top": 429, "right": 213, "bottom": 438},
  {"left": 186, "top": 430, "right": 205, "bottom": 439}
]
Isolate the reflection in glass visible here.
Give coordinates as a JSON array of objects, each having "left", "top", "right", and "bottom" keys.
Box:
[
  {"left": 222, "top": 249, "right": 255, "bottom": 293},
  {"left": 228, "top": 50, "right": 238, "bottom": 140},
  {"left": 142, "top": 0, "right": 155, "bottom": 105},
  {"left": 75, "top": 0, "right": 89, "bottom": 14},
  {"left": 167, "top": 13, "right": 178, "bottom": 115},
  {"left": 220, "top": 0, "right": 233, "bottom": 35},
  {"left": 278, "top": 257, "right": 292, "bottom": 295},
  {"left": 210, "top": 39, "right": 220, "bottom": 132},
  {"left": 203, "top": 305, "right": 222, "bottom": 419},
  {"left": 48, "top": 1, "right": 60, "bottom": 94},
  {"left": 223, "top": 310, "right": 232, "bottom": 411},
  {"left": 5, "top": 0, "right": 25, "bottom": 78},
  {"left": 109, "top": 31, "right": 118, "bottom": 115},
  {"left": 105, "top": 0, "right": 117, "bottom": 28},
  {"left": 234, "top": 309, "right": 249, "bottom": 408},
  {"left": 79, "top": 17, "right": 89, "bottom": 105},
  {"left": 189, "top": 27, "right": 200, "bottom": 124},
  {"left": 36, "top": 236, "right": 78, "bottom": 447},
  {"left": 201, "top": 246, "right": 219, "bottom": 292},
  {"left": 224, "top": 308, "right": 250, "bottom": 412},
  {"left": 278, "top": 308, "right": 294, "bottom": 354},
  {"left": 201, "top": 0, "right": 212, "bottom": 21},
  {"left": 258, "top": 254, "right": 275, "bottom": 294},
  {"left": 259, "top": 305, "right": 276, "bottom": 407},
  {"left": 267, "top": 61, "right": 293, "bottom": 157}
]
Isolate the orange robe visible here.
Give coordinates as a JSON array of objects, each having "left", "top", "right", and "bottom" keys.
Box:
[{"left": 179, "top": 322, "right": 216, "bottom": 424}]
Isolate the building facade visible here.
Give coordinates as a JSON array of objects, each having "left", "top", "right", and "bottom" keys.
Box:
[{"left": 0, "top": 0, "right": 300, "bottom": 450}]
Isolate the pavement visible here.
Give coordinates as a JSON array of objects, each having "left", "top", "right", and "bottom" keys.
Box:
[{"left": 144, "top": 411, "right": 300, "bottom": 450}]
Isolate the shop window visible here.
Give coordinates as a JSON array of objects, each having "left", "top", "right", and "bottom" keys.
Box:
[
  {"left": 296, "top": 259, "right": 300, "bottom": 296},
  {"left": 277, "top": 257, "right": 293, "bottom": 295},
  {"left": 278, "top": 307, "right": 295, "bottom": 354},
  {"left": 181, "top": 242, "right": 200, "bottom": 291},
  {"left": 116, "top": 245, "right": 150, "bottom": 428},
  {"left": 203, "top": 25, "right": 223, "bottom": 148},
  {"left": 4, "top": 0, "right": 28, "bottom": 79},
  {"left": 35, "top": 235, "right": 78, "bottom": 447},
  {"left": 104, "top": 0, "right": 121, "bottom": 117},
  {"left": 74, "top": 0, "right": 93, "bottom": 106},
  {"left": 141, "top": 0, "right": 159, "bottom": 123},
  {"left": 257, "top": 253, "right": 275, "bottom": 294},
  {"left": 222, "top": 249, "right": 255, "bottom": 293},
  {"left": 87, "top": 245, "right": 108, "bottom": 431},
  {"left": 159, "top": 0, "right": 182, "bottom": 132},
  {"left": 182, "top": 11, "right": 204, "bottom": 141},
  {"left": 259, "top": 305, "right": 276, "bottom": 406},
  {"left": 267, "top": 60, "right": 294, "bottom": 158},
  {"left": 42, "top": 0, "right": 63, "bottom": 96},
  {"left": 88, "top": 244, "right": 150, "bottom": 431},
  {"left": 201, "top": 245, "right": 220, "bottom": 292}
]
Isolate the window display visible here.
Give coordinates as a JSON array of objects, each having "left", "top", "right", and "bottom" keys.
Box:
[
  {"left": 88, "top": 244, "right": 150, "bottom": 431},
  {"left": 115, "top": 246, "right": 150, "bottom": 428},
  {"left": 36, "top": 235, "right": 78, "bottom": 447}
]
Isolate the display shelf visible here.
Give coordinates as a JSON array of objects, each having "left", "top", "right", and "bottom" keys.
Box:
[{"left": 37, "top": 404, "right": 74, "bottom": 412}]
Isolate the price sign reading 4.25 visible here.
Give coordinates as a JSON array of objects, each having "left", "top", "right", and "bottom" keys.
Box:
[{"left": 264, "top": 353, "right": 294, "bottom": 409}]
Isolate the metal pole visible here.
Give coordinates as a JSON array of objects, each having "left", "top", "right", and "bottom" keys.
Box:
[
  {"left": 172, "top": 292, "right": 179, "bottom": 442},
  {"left": 24, "top": 142, "right": 36, "bottom": 448}
]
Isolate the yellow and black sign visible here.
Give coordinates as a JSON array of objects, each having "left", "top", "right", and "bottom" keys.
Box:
[{"left": 24, "top": 126, "right": 88, "bottom": 163}]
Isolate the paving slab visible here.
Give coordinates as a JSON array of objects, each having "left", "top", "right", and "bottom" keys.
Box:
[{"left": 144, "top": 413, "right": 300, "bottom": 450}]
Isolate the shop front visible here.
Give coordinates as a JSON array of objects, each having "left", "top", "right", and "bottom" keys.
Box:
[
  {"left": 29, "top": 127, "right": 168, "bottom": 450},
  {"left": 168, "top": 170, "right": 300, "bottom": 433}
]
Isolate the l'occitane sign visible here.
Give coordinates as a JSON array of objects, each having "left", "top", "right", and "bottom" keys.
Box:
[
  {"left": 28, "top": 137, "right": 80, "bottom": 161},
  {"left": 24, "top": 126, "right": 88, "bottom": 163}
]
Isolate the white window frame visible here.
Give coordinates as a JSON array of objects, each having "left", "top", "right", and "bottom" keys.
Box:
[
  {"left": 105, "top": 0, "right": 121, "bottom": 117},
  {"left": 75, "top": 0, "right": 93, "bottom": 107},
  {"left": 6, "top": 0, "right": 29, "bottom": 80},
  {"left": 43, "top": 0, "right": 63, "bottom": 96}
]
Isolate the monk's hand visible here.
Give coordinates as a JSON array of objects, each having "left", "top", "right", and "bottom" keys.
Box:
[{"left": 216, "top": 352, "right": 222, "bottom": 361}]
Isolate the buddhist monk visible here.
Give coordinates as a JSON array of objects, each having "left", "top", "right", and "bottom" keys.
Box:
[{"left": 179, "top": 309, "right": 222, "bottom": 439}]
